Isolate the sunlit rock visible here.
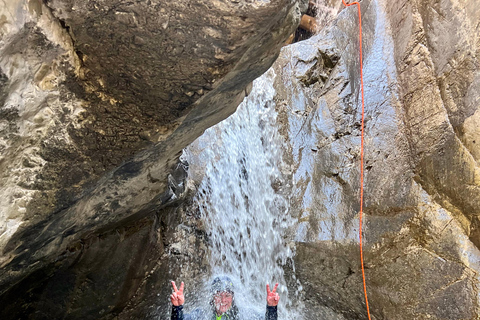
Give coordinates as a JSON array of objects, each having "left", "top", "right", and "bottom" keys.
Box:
[{"left": 270, "top": 0, "right": 480, "bottom": 318}]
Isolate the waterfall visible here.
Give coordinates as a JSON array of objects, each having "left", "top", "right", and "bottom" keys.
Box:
[{"left": 184, "top": 68, "right": 302, "bottom": 319}]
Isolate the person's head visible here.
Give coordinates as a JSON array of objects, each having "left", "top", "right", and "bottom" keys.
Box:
[{"left": 211, "top": 276, "right": 235, "bottom": 315}]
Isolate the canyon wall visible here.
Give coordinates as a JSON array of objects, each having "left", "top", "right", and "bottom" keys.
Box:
[{"left": 0, "top": 0, "right": 306, "bottom": 318}]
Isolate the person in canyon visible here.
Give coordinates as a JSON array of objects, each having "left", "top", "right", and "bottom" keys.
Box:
[{"left": 170, "top": 276, "right": 279, "bottom": 320}]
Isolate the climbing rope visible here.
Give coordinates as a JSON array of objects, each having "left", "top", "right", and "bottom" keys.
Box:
[{"left": 340, "top": 1, "right": 372, "bottom": 319}]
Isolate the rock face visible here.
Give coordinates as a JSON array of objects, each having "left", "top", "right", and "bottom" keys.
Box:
[
  {"left": 266, "top": 0, "right": 480, "bottom": 318},
  {"left": 1, "top": 0, "right": 479, "bottom": 319},
  {"left": 0, "top": 0, "right": 306, "bottom": 318},
  {"left": 181, "top": 0, "right": 480, "bottom": 319}
]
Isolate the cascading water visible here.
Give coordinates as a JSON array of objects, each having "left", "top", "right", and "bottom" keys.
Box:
[{"left": 184, "top": 68, "right": 303, "bottom": 319}]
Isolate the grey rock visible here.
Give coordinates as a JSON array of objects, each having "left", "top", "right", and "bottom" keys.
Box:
[{"left": 266, "top": 0, "right": 480, "bottom": 318}]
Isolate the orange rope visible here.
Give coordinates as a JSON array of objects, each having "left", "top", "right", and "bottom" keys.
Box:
[{"left": 340, "top": 1, "right": 372, "bottom": 319}]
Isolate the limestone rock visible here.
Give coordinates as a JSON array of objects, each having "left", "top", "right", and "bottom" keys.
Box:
[{"left": 267, "top": 0, "right": 480, "bottom": 318}]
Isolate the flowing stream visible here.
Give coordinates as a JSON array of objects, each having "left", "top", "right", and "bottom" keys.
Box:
[{"left": 184, "top": 68, "right": 302, "bottom": 319}]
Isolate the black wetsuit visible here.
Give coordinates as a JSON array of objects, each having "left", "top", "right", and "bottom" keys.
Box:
[{"left": 171, "top": 304, "right": 277, "bottom": 320}]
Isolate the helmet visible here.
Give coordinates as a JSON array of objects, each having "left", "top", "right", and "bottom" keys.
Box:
[{"left": 211, "top": 275, "right": 235, "bottom": 294}]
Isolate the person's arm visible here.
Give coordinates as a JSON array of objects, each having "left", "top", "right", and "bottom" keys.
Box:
[
  {"left": 170, "top": 281, "right": 185, "bottom": 320},
  {"left": 265, "top": 305, "right": 277, "bottom": 320},
  {"left": 265, "top": 283, "right": 279, "bottom": 320},
  {"left": 171, "top": 304, "right": 184, "bottom": 320}
]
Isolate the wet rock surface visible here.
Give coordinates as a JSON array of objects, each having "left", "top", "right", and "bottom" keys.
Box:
[
  {"left": 0, "top": 0, "right": 306, "bottom": 318},
  {"left": 268, "top": 0, "right": 480, "bottom": 318}
]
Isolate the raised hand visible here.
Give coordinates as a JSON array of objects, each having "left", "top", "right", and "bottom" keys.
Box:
[
  {"left": 170, "top": 281, "right": 185, "bottom": 306},
  {"left": 266, "top": 283, "right": 280, "bottom": 307}
]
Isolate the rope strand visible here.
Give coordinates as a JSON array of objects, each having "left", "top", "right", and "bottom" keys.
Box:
[{"left": 340, "top": 1, "right": 371, "bottom": 319}]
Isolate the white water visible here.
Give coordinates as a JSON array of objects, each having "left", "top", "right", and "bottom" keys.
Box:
[{"left": 184, "top": 68, "right": 302, "bottom": 319}]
